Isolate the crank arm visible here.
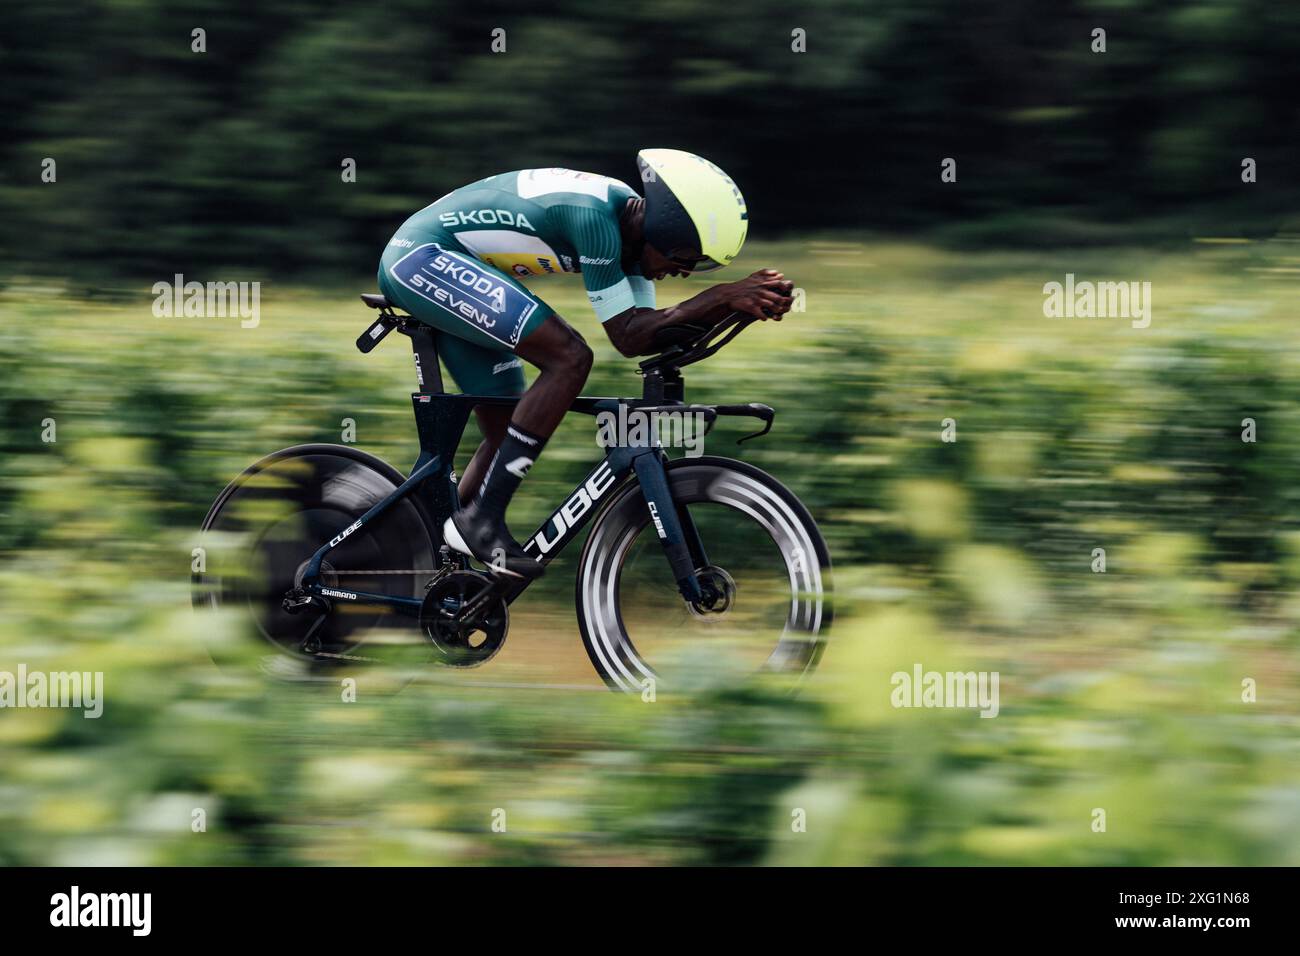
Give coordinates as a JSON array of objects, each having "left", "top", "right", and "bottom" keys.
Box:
[{"left": 459, "top": 574, "right": 512, "bottom": 619}]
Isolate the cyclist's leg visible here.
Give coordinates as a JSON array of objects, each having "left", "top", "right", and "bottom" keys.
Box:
[
  {"left": 439, "top": 320, "right": 593, "bottom": 507},
  {"left": 452, "top": 315, "right": 592, "bottom": 576},
  {"left": 378, "top": 241, "right": 590, "bottom": 576},
  {"left": 510, "top": 313, "right": 594, "bottom": 439},
  {"left": 460, "top": 406, "right": 510, "bottom": 506},
  {"left": 379, "top": 240, "right": 551, "bottom": 354},
  {"left": 431, "top": 334, "right": 519, "bottom": 505}
]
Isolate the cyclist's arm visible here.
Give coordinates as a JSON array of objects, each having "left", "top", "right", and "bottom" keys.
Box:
[
  {"left": 603, "top": 271, "right": 793, "bottom": 358},
  {"left": 553, "top": 202, "right": 792, "bottom": 357},
  {"left": 550, "top": 205, "right": 649, "bottom": 333}
]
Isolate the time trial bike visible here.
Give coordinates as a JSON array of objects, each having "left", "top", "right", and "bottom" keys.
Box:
[{"left": 191, "top": 294, "right": 832, "bottom": 691}]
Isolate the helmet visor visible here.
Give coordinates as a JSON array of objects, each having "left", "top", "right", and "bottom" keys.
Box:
[
  {"left": 654, "top": 244, "right": 727, "bottom": 274},
  {"left": 681, "top": 255, "right": 726, "bottom": 273}
]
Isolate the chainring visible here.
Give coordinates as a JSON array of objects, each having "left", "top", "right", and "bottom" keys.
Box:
[{"left": 419, "top": 570, "right": 509, "bottom": 667}]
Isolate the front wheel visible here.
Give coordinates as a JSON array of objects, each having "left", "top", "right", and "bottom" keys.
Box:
[{"left": 576, "top": 457, "right": 832, "bottom": 693}]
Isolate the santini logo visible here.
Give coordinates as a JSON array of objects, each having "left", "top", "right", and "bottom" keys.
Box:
[{"left": 50, "top": 886, "right": 151, "bottom": 936}]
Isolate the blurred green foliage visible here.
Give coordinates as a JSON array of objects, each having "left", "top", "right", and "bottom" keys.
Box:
[
  {"left": 1, "top": 0, "right": 1298, "bottom": 280},
  {"left": 1, "top": 238, "right": 1298, "bottom": 864},
  {"left": 1, "top": 0, "right": 1297, "bottom": 866}
]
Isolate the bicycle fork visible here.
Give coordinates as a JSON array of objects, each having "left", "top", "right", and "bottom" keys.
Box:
[{"left": 631, "top": 449, "right": 710, "bottom": 605}]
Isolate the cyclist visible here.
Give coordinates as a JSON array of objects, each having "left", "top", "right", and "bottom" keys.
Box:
[{"left": 377, "top": 149, "right": 794, "bottom": 579}]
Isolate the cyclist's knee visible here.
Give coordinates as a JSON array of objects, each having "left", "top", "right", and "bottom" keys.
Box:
[
  {"left": 541, "top": 323, "right": 592, "bottom": 379},
  {"left": 517, "top": 314, "right": 593, "bottom": 389},
  {"left": 563, "top": 336, "right": 594, "bottom": 380}
]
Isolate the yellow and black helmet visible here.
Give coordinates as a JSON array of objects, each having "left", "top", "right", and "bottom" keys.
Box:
[{"left": 636, "top": 148, "right": 748, "bottom": 273}]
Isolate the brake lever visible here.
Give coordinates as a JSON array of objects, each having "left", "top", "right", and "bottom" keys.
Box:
[
  {"left": 737, "top": 418, "right": 773, "bottom": 444},
  {"left": 711, "top": 403, "right": 775, "bottom": 443}
]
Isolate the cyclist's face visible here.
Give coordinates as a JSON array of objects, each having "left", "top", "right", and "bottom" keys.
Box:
[{"left": 640, "top": 242, "right": 693, "bottom": 280}]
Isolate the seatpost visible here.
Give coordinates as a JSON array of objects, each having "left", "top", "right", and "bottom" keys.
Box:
[{"left": 405, "top": 322, "right": 444, "bottom": 394}]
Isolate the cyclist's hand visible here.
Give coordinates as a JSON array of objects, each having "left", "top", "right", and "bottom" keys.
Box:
[{"left": 720, "top": 270, "right": 795, "bottom": 320}]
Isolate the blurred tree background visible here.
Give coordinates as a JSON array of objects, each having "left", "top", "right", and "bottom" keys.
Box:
[
  {"left": 0, "top": 0, "right": 1298, "bottom": 866},
  {"left": 0, "top": 0, "right": 1297, "bottom": 279}
]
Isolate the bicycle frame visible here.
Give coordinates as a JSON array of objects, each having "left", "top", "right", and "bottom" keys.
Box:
[{"left": 298, "top": 315, "right": 772, "bottom": 614}]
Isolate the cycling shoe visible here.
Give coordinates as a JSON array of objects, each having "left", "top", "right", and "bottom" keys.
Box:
[{"left": 442, "top": 504, "right": 544, "bottom": 580}]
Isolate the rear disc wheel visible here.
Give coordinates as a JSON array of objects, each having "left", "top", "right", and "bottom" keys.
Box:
[{"left": 192, "top": 444, "right": 440, "bottom": 673}]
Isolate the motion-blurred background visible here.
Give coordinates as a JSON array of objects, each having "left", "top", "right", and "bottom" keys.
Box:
[{"left": 1, "top": 0, "right": 1298, "bottom": 865}]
